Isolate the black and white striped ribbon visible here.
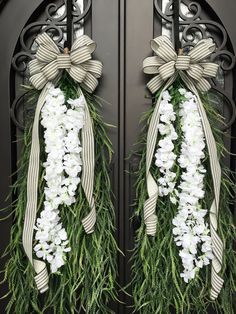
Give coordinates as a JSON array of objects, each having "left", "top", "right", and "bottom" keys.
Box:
[
  {"left": 22, "top": 84, "right": 51, "bottom": 293},
  {"left": 143, "top": 35, "right": 224, "bottom": 299},
  {"left": 81, "top": 92, "right": 96, "bottom": 233}
]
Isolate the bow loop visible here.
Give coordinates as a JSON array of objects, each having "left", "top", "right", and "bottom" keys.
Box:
[
  {"left": 151, "top": 36, "right": 177, "bottom": 62},
  {"left": 68, "top": 65, "right": 87, "bottom": 84},
  {"left": 200, "top": 62, "right": 219, "bottom": 78},
  {"left": 36, "top": 45, "right": 58, "bottom": 63},
  {"left": 81, "top": 72, "right": 99, "bottom": 93},
  {"left": 143, "top": 56, "right": 165, "bottom": 75},
  {"left": 71, "top": 35, "right": 97, "bottom": 53},
  {"left": 159, "top": 61, "right": 175, "bottom": 81},
  {"left": 42, "top": 60, "right": 59, "bottom": 80},
  {"left": 70, "top": 46, "right": 92, "bottom": 65},
  {"left": 187, "top": 64, "right": 204, "bottom": 82},
  {"left": 143, "top": 35, "right": 218, "bottom": 94},
  {"left": 189, "top": 38, "right": 216, "bottom": 62},
  {"left": 28, "top": 59, "right": 44, "bottom": 76},
  {"left": 35, "top": 33, "right": 60, "bottom": 54},
  {"left": 29, "top": 33, "right": 102, "bottom": 93},
  {"left": 82, "top": 60, "right": 103, "bottom": 78}
]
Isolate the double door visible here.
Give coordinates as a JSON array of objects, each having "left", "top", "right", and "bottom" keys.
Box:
[{"left": 0, "top": 1, "right": 235, "bottom": 313}]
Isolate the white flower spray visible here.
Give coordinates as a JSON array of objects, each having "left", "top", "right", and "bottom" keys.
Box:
[
  {"left": 155, "top": 90, "right": 178, "bottom": 197},
  {"left": 154, "top": 88, "right": 213, "bottom": 283},
  {"left": 172, "top": 88, "right": 213, "bottom": 283},
  {"left": 34, "top": 85, "right": 85, "bottom": 273}
]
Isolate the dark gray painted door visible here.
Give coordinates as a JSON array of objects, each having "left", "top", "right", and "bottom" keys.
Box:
[{"left": 0, "top": 1, "right": 235, "bottom": 313}]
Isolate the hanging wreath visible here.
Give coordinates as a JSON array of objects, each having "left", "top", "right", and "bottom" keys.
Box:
[
  {"left": 131, "top": 36, "right": 236, "bottom": 313},
  {"left": 2, "top": 33, "right": 118, "bottom": 313}
]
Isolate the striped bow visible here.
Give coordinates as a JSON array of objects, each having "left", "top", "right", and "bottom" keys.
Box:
[
  {"left": 143, "top": 35, "right": 224, "bottom": 300},
  {"left": 29, "top": 33, "right": 102, "bottom": 93},
  {"left": 143, "top": 36, "right": 218, "bottom": 94}
]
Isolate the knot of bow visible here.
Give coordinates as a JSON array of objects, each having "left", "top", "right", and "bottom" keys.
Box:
[
  {"left": 29, "top": 33, "right": 103, "bottom": 93},
  {"left": 143, "top": 36, "right": 219, "bottom": 94}
]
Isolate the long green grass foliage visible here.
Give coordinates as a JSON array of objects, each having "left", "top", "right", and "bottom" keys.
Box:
[
  {"left": 1, "top": 74, "right": 118, "bottom": 313},
  {"left": 131, "top": 80, "right": 236, "bottom": 314}
]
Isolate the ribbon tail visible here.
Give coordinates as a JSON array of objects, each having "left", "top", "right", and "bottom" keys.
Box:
[
  {"left": 180, "top": 72, "right": 224, "bottom": 300},
  {"left": 34, "top": 260, "right": 49, "bottom": 293},
  {"left": 81, "top": 91, "right": 96, "bottom": 234},
  {"left": 22, "top": 83, "right": 51, "bottom": 293},
  {"left": 144, "top": 74, "right": 177, "bottom": 236}
]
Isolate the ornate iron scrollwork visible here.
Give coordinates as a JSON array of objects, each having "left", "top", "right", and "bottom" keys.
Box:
[
  {"left": 12, "top": 0, "right": 91, "bottom": 73},
  {"left": 10, "top": 91, "right": 30, "bottom": 131},
  {"left": 11, "top": 0, "right": 91, "bottom": 130},
  {"left": 154, "top": 0, "right": 236, "bottom": 130}
]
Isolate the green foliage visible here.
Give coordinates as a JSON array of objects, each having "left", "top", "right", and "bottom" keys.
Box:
[
  {"left": 1, "top": 74, "right": 118, "bottom": 313},
  {"left": 131, "top": 81, "right": 236, "bottom": 314}
]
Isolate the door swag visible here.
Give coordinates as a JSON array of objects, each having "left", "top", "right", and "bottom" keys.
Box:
[
  {"left": 131, "top": 23, "right": 236, "bottom": 314},
  {"left": 2, "top": 15, "right": 118, "bottom": 314}
]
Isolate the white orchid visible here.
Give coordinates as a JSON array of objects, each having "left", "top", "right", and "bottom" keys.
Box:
[
  {"left": 155, "top": 90, "right": 178, "bottom": 197},
  {"left": 172, "top": 88, "right": 213, "bottom": 283},
  {"left": 34, "top": 86, "right": 85, "bottom": 273}
]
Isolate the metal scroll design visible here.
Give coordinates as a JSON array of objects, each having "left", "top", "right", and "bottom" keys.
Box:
[
  {"left": 154, "top": 0, "right": 236, "bottom": 130},
  {"left": 11, "top": 0, "right": 91, "bottom": 129}
]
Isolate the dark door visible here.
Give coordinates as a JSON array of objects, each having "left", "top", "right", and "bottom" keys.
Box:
[
  {"left": 0, "top": 1, "right": 235, "bottom": 313},
  {"left": 123, "top": 1, "right": 236, "bottom": 311}
]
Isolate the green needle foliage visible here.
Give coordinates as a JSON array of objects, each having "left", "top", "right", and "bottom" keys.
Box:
[
  {"left": 1, "top": 73, "right": 118, "bottom": 313},
  {"left": 131, "top": 80, "right": 236, "bottom": 314}
]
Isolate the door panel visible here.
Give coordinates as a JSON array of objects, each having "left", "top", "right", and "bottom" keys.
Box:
[
  {"left": 123, "top": 0, "right": 236, "bottom": 313},
  {"left": 0, "top": 0, "right": 121, "bottom": 312}
]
